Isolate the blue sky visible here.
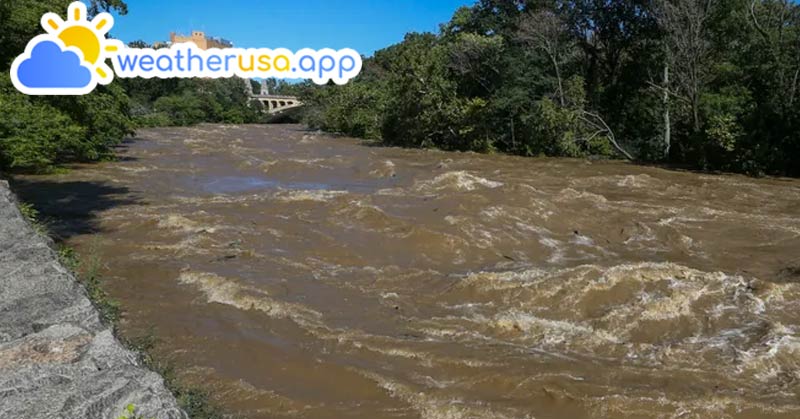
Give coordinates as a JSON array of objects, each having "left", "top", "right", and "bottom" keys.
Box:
[{"left": 106, "top": 0, "right": 472, "bottom": 56}]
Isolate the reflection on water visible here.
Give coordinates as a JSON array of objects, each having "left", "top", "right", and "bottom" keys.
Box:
[
  {"left": 197, "top": 175, "right": 332, "bottom": 194},
  {"left": 16, "top": 124, "right": 800, "bottom": 418}
]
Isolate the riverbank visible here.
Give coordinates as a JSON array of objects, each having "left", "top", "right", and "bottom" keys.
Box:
[
  {"left": 11, "top": 124, "right": 798, "bottom": 418},
  {"left": 0, "top": 179, "right": 185, "bottom": 419}
]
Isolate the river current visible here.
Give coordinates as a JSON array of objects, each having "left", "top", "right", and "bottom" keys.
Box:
[{"left": 15, "top": 124, "right": 800, "bottom": 418}]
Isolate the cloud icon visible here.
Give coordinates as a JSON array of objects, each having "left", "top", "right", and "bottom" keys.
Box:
[{"left": 11, "top": 35, "right": 96, "bottom": 95}]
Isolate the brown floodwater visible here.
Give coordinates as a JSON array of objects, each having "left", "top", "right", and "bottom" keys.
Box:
[{"left": 14, "top": 124, "right": 800, "bottom": 418}]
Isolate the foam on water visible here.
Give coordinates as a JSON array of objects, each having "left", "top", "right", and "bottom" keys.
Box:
[
  {"left": 417, "top": 262, "right": 800, "bottom": 391},
  {"left": 360, "top": 371, "right": 528, "bottom": 419},
  {"left": 556, "top": 188, "right": 608, "bottom": 205},
  {"left": 34, "top": 125, "right": 800, "bottom": 418},
  {"left": 414, "top": 171, "right": 503, "bottom": 193},
  {"left": 369, "top": 160, "right": 396, "bottom": 178},
  {"left": 156, "top": 214, "right": 202, "bottom": 232},
  {"left": 739, "top": 323, "right": 800, "bottom": 383},
  {"left": 272, "top": 189, "right": 349, "bottom": 202},
  {"left": 491, "top": 310, "right": 621, "bottom": 347},
  {"left": 178, "top": 270, "right": 323, "bottom": 327}
]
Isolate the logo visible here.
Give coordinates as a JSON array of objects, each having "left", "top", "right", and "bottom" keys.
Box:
[
  {"left": 10, "top": 2, "right": 122, "bottom": 95},
  {"left": 10, "top": 2, "right": 362, "bottom": 96}
]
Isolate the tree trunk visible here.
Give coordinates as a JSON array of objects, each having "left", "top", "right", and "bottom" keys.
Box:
[
  {"left": 662, "top": 61, "right": 671, "bottom": 159},
  {"left": 552, "top": 54, "right": 565, "bottom": 107}
]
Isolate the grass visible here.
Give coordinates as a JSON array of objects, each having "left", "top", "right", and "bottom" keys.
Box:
[
  {"left": 123, "top": 331, "right": 225, "bottom": 419},
  {"left": 18, "top": 198, "right": 223, "bottom": 419},
  {"left": 57, "top": 243, "right": 121, "bottom": 325},
  {"left": 117, "top": 403, "right": 154, "bottom": 419},
  {"left": 18, "top": 202, "right": 47, "bottom": 235}
]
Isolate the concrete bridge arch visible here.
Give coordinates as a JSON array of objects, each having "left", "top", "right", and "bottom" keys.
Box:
[{"left": 245, "top": 79, "right": 303, "bottom": 115}]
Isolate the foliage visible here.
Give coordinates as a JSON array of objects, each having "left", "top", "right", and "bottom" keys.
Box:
[
  {"left": 0, "top": 1, "right": 261, "bottom": 174},
  {"left": 303, "top": 80, "right": 385, "bottom": 139},
  {"left": 301, "top": 0, "right": 800, "bottom": 177},
  {"left": 17, "top": 200, "right": 50, "bottom": 235},
  {"left": 0, "top": 0, "right": 133, "bottom": 173},
  {"left": 3, "top": 0, "right": 800, "bottom": 176},
  {"left": 118, "top": 54, "right": 262, "bottom": 127},
  {"left": 116, "top": 404, "right": 153, "bottom": 419},
  {"left": 123, "top": 332, "right": 224, "bottom": 419},
  {"left": 57, "top": 241, "right": 121, "bottom": 325},
  {"left": 18, "top": 201, "right": 39, "bottom": 222},
  {"left": 0, "top": 77, "right": 86, "bottom": 171}
]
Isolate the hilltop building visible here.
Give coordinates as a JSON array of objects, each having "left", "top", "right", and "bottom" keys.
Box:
[{"left": 169, "top": 31, "right": 232, "bottom": 50}]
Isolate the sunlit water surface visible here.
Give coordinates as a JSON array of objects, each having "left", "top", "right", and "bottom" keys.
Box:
[{"left": 16, "top": 124, "right": 800, "bottom": 418}]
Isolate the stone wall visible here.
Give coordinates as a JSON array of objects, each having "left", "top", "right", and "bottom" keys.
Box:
[{"left": 0, "top": 180, "right": 185, "bottom": 419}]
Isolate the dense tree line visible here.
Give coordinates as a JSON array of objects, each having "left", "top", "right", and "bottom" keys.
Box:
[
  {"left": 0, "top": 0, "right": 258, "bottom": 173},
  {"left": 302, "top": 0, "right": 800, "bottom": 176},
  {"left": 2, "top": 0, "right": 798, "bottom": 176},
  {"left": 117, "top": 42, "right": 261, "bottom": 128}
]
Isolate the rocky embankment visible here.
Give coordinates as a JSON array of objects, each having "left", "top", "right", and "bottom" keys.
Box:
[{"left": 0, "top": 180, "right": 184, "bottom": 419}]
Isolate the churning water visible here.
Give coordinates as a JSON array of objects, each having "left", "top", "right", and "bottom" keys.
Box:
[{"left": 17, "top": 124, "right": 800, "bottom": 418}]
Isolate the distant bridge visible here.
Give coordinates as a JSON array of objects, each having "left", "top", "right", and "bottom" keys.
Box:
[
  {"left": 246, "top": 79, "right": 303, "bottom": 114},
  {"left": 251, "top": 94, "right": 303, "bottom": 114}
]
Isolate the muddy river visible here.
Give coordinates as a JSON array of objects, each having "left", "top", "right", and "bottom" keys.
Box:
[{"left": 14, "top": 124, "right": 800, "bottom": 418}]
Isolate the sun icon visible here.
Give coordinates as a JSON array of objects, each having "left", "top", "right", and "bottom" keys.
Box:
[{"left": 40, "top": 1, "right": 122, "bottom": 84}]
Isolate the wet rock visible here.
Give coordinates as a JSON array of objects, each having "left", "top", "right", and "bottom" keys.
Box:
[
  {"left": 0, "top": 180, "right": 185, "bottom": 419},
  {"left": 213, "top": 253, "right": 238, "bottom": 262},
  {"left": 775, "top": 264, "right": 800, "bottom": 283}
]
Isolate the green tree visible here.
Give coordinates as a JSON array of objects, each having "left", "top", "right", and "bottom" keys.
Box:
[{"left": 0, "top": 0, "right": 133, "bottom": 173}]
